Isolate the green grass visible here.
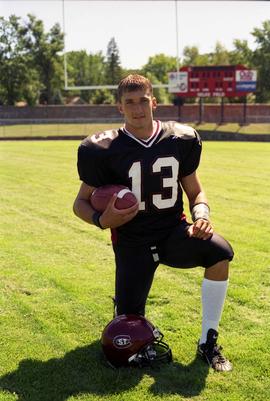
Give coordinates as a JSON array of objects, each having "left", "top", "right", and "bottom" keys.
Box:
[
  {"left": 192, "top": 122, "right": 270, "bottom": 135},
  {"left": 0, "top": 140, "right": 269, "bottom": 401},
  {"left": 0, "top": 124, "right": 121, "bottom": 138},
  {"left": 0, "top": 122, "right": 270, "bottom": 138}
]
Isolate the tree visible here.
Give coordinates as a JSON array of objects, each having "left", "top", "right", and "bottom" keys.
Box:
[
  {"left": 252, "top": 20, "right": 270, "bottom": 102},
  {"left": 66, "top": 50, "right": 94, "bottom": 103},
  {"left": 0, "top": 15, "right": 37, "bottom": 105},
  {"left": 66, "top": 50, "right": 90, "bottom": 87},
  {"left": 141, "top": 71, "right": 169, "bottom": 104},
  {"left": 142, "top": 53, "right": 178, "bottom": 83},
  {"left": 0, "top": 14, "right": 64, "bottom": 105},
  {"left": 182, "top": 46, "right": 209, "bottom": 66},
  {"left": 208, "top": 41, "right": 230, "bottom": 65},
  {"left": 66, "top": 50, "right": 113, "bottom": 104},
  {"left": 23, "top": 14, "right": 64, "bottom": 104},
  {"left": 141, "top": 54, "right": 179, "bottom": 104},
  {"left": 229, "top": 39, "right": 253, "bottom": 66},
  {"left": 106, "top": 37, "right": 122, "bottom": 85},
  {"left": 91, "top": 89, "right": 115, "bottom": 105}
]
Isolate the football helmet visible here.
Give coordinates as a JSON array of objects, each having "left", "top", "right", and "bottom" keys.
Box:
[{"left": 101, "top": 314, "right": 172, "bottom": 368}]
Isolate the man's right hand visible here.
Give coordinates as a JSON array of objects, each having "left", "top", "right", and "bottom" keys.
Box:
[{"left": 99, "top": 193, "right": 139, "bottom": 229}]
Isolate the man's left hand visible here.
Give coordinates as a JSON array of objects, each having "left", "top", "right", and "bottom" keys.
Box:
[{"left": 187, "top": 219, "right": 213, "bottom": 240}]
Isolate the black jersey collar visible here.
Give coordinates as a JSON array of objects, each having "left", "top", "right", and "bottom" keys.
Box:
[{"left": 122, "top": 120, "right": 162, "bottom": 148}]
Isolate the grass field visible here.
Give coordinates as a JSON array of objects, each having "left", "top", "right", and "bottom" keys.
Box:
[
  {"left": 0, "top": 140, "right": 270, "bottom": 401},
  {"left": 0, "top": 124, "right": 122, "bottom": 138},
  {"left": 0, "top": 122, "right": 270, "bottom": 138}
]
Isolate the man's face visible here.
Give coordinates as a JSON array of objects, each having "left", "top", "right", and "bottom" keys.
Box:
[{"left": 118, "top": 89, "right": 157, "bottom": 129}]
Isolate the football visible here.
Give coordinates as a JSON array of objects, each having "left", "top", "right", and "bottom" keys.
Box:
[{"left": 90, "top": 185, "right": 137, "bottom": 212}]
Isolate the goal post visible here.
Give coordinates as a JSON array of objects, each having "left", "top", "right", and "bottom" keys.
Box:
[{"left": 61, "top": 0, "right": 181, "bottom": 91}]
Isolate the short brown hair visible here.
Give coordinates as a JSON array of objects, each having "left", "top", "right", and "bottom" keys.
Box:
[{"left": 117, "top": 74, "right": 153, "bottom": 101}]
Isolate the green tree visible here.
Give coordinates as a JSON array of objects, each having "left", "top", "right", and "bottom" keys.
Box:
[
  {"left": 66, "top": 50, "right": 93, "bottom": 103},
  {"left": 142, "top": 53, "right": 178, "bottom": 83},
  {"left": 141, "top": 71, "right": 169, "bottom": 104},
  {"left": 91, "top": 89, "right": 115, "bottom": 104},
  {"left": 106, "top": 37, "right": 122, "bottom": 85},
  {"left": 141, "top": 54, "right": 179, "bottom": 104},
  {"left": 24, "top": 14, "right": 64, "bottom": 104},
  {"left": 66, "top": 50, "right": 113, "bottom": 104},
  {"left": 87, "top": 52, "right": 110, "bottom": 103},
  {"left": 67, "top": 50, "right": 90, "bottom": 87},
  {"left": 182, "top": 46, "right": 209, "bottom": 66},
  {"left": 0, "top": 15, "right": 37, "bottom": 105},
  {"left": 252, "top": 20, "right": 270, "bottom": 102},
  {"left": 209, "top": 41, "right": 230, "bottom": 65},
  {"left": 229, "top": 39, "right": 253, "bottom": 66}
]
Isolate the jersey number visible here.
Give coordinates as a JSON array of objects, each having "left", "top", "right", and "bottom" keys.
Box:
[{"left": 128, "top": 157, "right": 179, "bottom": 210}]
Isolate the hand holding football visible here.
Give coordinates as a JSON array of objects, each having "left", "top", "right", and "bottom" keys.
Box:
[{"left": 90, "top": 185, "right": 137, "bottom": 212}]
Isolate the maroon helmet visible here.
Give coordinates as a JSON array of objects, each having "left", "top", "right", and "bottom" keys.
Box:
[{"left": 101, "top": 314, "right": 172, "bottom": 368}]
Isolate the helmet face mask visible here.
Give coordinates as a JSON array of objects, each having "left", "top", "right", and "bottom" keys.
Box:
[
  {"left": 128, "top": 337, "right": 172, "bottom": 367},
  {"left": 101, "top": 314, "right": 172, "bottom": 368}
]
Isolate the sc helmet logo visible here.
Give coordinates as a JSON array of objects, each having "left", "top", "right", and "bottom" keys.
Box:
[{"left": 113, "top": 335, "right": 132, "bottom": 349}]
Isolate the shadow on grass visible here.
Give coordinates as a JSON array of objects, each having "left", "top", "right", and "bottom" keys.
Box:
[{"left": 0, "top": 340, "right": 209, "bottom": 401}]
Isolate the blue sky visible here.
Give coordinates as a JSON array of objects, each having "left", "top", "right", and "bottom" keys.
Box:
[{"left": 1, "top": 1, "right": 269, "bottom": 69}]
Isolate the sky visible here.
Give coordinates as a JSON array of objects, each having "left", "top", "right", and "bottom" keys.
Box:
[{"left": 1, "top": 0, "right": 269, "bottom": 70}]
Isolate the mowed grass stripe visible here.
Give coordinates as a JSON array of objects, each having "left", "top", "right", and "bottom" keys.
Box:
[
  {"left": 0, "top": 140, "right": 270, "bottom": 401},
  {"left": 0, "top": 122, "right": 270, "bottom": 138}
]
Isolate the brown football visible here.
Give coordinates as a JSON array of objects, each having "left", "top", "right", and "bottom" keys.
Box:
[{"left": 90, "top": 185, "right": 137, "bottom": 212}]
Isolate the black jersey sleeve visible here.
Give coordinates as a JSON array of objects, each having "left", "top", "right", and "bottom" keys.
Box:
[
  {"left": 77, "top": 130, "right": 120, "bottom": 187},
  {"left": 179, "top": 129, "right": 202, "bottom": 177},
  {"left": 77, "top": 143, "right": 108, "bottom": 187}
]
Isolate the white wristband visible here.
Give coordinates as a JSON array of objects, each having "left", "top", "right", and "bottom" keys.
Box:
[{"left": 191, "top": 203, "right": 210, "bottom": 222}]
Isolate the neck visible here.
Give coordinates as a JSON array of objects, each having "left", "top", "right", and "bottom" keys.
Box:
[{"left": 124, "top": 121, "right": 155, "bottom": 140}]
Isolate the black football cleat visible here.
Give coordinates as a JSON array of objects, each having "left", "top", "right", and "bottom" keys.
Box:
[{"left": 197, "top": 329, "right": 233, "bottom": 372}]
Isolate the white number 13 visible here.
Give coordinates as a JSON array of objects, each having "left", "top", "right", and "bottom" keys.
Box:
[{"left": 128, "top": 156, "right": 179, "bottom": 210}]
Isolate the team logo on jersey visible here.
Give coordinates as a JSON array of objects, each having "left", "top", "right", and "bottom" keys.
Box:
[{"left": 113, "top": 335, "right": 132, "bottom": 348}]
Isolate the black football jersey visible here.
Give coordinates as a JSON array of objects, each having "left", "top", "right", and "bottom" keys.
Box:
[{"left": 77, "top": 121, "right": 202, "bottom": 246}]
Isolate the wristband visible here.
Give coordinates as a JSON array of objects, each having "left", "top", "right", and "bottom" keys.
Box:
[
  {"left": 191, "top": 203, "right": 210, "bottom": 222},
  {"left": 92, "top": 211, "right": 105, "bottom": 229}
]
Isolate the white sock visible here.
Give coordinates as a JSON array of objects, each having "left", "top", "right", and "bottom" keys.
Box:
[{"left": 199, "top": 278, "right": 228, "bottom": 345}]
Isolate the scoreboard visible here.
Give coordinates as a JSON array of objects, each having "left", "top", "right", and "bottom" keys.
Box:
[{"left": 168, "top": 65, "right": 257, "bottom": 97}]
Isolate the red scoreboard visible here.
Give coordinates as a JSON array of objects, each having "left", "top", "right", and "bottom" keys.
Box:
[{"left": 168, "top": 65, "right": 257, "bottom": 98}]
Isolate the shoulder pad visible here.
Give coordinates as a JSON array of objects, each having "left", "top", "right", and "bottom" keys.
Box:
[
  {"left": 161, "top": 121, "right": 197, "bottom": 140},
  {"left": 82, "top": 129, "right": 119, "bottom": 149}
]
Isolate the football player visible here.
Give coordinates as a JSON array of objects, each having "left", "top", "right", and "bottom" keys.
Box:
[{"left": 73, "top": 74, "right": 234, "bottom": 372}]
